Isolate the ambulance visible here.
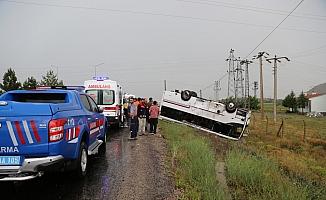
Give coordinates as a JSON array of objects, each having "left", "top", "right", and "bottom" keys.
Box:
[{"left": 84, "top": 77, "right": 123, "bottom": 128}]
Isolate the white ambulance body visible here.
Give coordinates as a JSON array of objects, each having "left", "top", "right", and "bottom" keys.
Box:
[{"left": 84, "top": 77, "right": 123, "bottom": 127}]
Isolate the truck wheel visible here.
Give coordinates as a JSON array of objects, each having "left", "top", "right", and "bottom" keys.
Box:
[
  {"left": 181, "top": 90, "right": 192, "bottom": 101},
  {"left": 226, "top": 102, "right": 237, "bottom": 113},
  {"left": 190, "top": 91, "right": 197, "bottom": 98},
  {"left": 98, "top": 132, "right": 107, "bottom": 156},
  {"left": 75, "top": 141, "right": 88, "bottom": 178}
]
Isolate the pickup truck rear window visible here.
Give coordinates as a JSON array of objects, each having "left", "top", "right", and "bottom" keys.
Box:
[{"left": 4, "top": 93, "right": 67, "bottom": 103}]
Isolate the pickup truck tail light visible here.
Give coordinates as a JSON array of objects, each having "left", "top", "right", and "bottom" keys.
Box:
[{"left": 49, "top": 118, "right": 67, "bottom": 142}]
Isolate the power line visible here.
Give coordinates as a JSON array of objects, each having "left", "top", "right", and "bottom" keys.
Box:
[
  {"left": 290, "top": 44, "right": 326, "bottom": 58},
  {"left": 196, "top": 0, "right": 326, "bottom": 19},
  {"left": 1, "top": 0, "right": 324, "bottom": 34},
  {"left": 177, "top": 0, "right": 326, "bottom": 21},
  {"left": 245, "top": 0, "right": 305, "bottom": 58},
  {"left": 201, "top": 72, "right": 227, "bottom": 91}
]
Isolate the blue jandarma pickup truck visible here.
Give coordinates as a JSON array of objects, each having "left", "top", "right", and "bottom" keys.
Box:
[{"left": 0, "top": 89, "right": 107, "bottom": 181}]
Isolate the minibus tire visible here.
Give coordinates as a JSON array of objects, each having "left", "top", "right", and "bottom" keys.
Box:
[
  {"left": 181, "top": 90, "right": 192, "bottom": 101},
  {"left": 226, "top": 102, "right": 237, "bottom": 113}
]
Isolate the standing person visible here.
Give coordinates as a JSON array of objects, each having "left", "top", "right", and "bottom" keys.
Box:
[
  {"left": 149, "top": 101, "right": 160, "bottom": 135},
  {"left": 137, "top": 99, "right": 147, "bottom": 136},
  {"left": 129, "top": 98, "right": 138, "bottom": 140},
  {"left": 123, "top": 99, "right": 129, "bottom": 127},
  {"left": 135, "top": 98, "right": 141, "bottom": 132},
  {"left": 146, "top": 97, "right": 153, "bottom": 131}
]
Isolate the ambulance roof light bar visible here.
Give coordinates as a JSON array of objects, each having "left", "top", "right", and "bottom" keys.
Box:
[{"left": 92, "top": 76, "right": 109, "bottom": 81}]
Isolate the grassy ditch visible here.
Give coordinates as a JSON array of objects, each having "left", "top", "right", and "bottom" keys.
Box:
[
  {"left": 226, "top": 148, "right": 309, "bottom": 200},
  {"left": 160, "top": 120, "right": 227, "bottom": 200}
]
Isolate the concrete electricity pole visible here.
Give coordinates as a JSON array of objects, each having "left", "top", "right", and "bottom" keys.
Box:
[
  {"left": 253, "top": 81, "right": 258, "bottom": 98},
  {"left": 266, "top": 55, "right": 290, "bottom": 123},
  {"left": 240, "top": 59, "right": 253, "bottom": 108},
  {"left": 253, "top": 52, "right": 269, "bottom": 119}
]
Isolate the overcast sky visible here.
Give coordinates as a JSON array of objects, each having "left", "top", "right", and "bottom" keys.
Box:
[{"left": 0, "top": 0, "right": 325, "bottom": 100}]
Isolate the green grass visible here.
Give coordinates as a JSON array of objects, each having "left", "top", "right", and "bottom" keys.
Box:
[
  {"left": 160, "top": 113, "right": 326, "bottom": 199},
  {"left": 160, "top": 120, "right": 227, "bottom": 200},
  {"left": 226, "top": 148, "right": 309, "bottom": 200},
  {"left": 264, "top": 102, "right": 287, "bottom": 113},
  {"left": 248, "top": 112, "right": 326, "bottom": 199}
]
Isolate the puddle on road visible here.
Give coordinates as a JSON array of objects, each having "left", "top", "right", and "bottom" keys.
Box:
[{"left": 100, "top": 175, "right": 110, "bottom": 199}]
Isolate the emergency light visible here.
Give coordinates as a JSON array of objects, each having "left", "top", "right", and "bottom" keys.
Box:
[{"left": 92, "top": 76, "right": 109, "bottom": 81}]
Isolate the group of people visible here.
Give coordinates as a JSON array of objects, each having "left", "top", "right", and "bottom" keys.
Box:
[{"left": 123, "top": 97, "right": 160, "bottom": 140}]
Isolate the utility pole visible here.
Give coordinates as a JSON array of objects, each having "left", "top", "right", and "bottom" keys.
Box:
[
  {"left": 253, "top": 81, "right": 258, "bottom": 98},
  {"left": 241, "top": 59, "right": 253, "bottom": 108},
  {"left": 253, "top": 52, "right": 269, "bottom": 120},
  {"left": 199, "top": 90, "right": 202, "bottom": 98},
  {"left": 234, "top": 57, "right": 244, "bottom": 102},
  {"left": 214, "top": 80, "right": 221, "bottom": 101},
  {"left": 164, "top": 80, "right": 167, "bottom": 91},
  {"left": 266, "top": 55, "right": 290, "bottom": 123},
  {"left": 226, "top": 49, "right": 236, "bottom": 98},
  {"left": 94, "top": 62, "right": 104, "bottom": 77}
]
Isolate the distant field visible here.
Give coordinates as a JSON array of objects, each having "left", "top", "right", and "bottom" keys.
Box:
[{"left": 263, "top": 102, "right": 287, "bottom": 113}]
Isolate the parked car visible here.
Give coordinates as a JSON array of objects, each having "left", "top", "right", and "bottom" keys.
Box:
[{"left": 0, "top": 89, "right": 107, "bottom": 181}]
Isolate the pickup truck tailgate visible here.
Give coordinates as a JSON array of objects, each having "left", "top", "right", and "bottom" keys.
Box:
[{"left": 0, "top": 102, "right": 51, "bottom": 156}]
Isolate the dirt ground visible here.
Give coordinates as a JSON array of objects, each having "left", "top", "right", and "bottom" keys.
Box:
[{"left": 112, "top": 130, "right": 177, "bottom": 200}]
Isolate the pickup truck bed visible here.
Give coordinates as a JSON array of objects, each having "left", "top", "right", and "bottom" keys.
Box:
[{"left": 0, "top": 89, "right": 107, "bottom": 181}]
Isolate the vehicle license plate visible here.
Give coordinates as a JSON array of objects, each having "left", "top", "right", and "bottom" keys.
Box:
[{"left": 0, "top": 156, "right": 21, "bottom": 165}]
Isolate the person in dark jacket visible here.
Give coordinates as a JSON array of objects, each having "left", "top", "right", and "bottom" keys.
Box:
[
  {"left": 146, "top": 97, "right": 153, "bottom": 131},
  {"left": 129, "top": 98, "right": 138, "bottom": 139},
  {"left": 137, "top": 99, "right": 147, "bottom": 136}
]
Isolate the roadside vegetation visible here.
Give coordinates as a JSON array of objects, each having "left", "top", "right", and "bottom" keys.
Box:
[
  {"left": 241, "top": 112, "right": 326, "bottom": 199},
  {"left": 160, "top": 108, "right": 325, "bottom": 199},
  {"left": 160, "top": 120, "right": 227, "bottom": 200},
  {"left": 226, "top": 147, "right": 309, "bottom": 200}
]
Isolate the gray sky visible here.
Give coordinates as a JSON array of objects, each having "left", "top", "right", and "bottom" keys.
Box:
[{"left": 0, "top": 0, "right": 325, "bottom": 100}]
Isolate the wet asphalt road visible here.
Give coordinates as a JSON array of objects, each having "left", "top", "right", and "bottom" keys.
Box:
[{"left": 0, "top": 127, "right": 174, "bottom": 200}]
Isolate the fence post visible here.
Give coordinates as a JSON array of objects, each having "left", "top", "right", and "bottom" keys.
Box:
[
  {"left": 303, "top": 120, "right": 306, "bottom": 141},
  {"left": 265, "top": 116, "right": 268, "bottom": 134},
  {"left": 277, "top": 119, "right": 284, "bottom": 137},
  {"left": 281, "top": 119, "right": 284, "bottom": 137}
]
